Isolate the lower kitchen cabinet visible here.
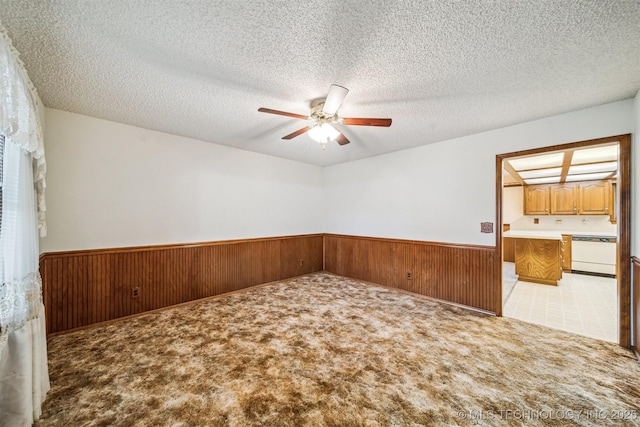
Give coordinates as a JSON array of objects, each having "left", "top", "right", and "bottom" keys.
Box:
[
  {"left": 561, "top": 234, "right": 572, "bottom": 272},
  {"left": 503, "top": 237, "right": 515, "bottom": 262}
]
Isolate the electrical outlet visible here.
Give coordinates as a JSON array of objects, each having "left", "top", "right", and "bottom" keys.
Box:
[
  {"left": 299, "top": 259, "right": 304, "bottom": 266},
  {"left": 407, "top": 271, "right": 412, "bottom": 280},
  {"left": 132, "top": 287, "right": 139, "bottom": 299}
]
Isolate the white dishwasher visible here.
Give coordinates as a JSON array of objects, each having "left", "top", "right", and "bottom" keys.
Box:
[{"left": 571, "top": 235, "right": 616, "bottom": 276}]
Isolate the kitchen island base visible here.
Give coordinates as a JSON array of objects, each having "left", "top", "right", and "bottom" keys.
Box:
[{"left": 514, "top": 237, "right": 562, "bottom": 286}]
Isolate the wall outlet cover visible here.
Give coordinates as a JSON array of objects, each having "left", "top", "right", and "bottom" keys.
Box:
[{"left": 480, "top": 222, "right": 493, "bottom": 233}]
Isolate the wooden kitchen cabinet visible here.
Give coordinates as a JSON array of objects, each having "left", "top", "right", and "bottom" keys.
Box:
[
  {"left": 561, "top": 234, "right": 572, "bottom": 272},
  {"left": 503, "top": 237, "right": 515, "bottom": 262},
  {"left": 514, "top": 237, "right": 562, "bottom": 285},
  {"left": 578, "top": 181, "right": 611, "bottom": 215},
  {"left": 523, "top": 180, "right": 613, "bottom": 217},
  {"left": 524, "top": 185, "right": 550, "bottom": 215},
  {"left": 550, "top": 184, "right": 578, "bottom": 215}
]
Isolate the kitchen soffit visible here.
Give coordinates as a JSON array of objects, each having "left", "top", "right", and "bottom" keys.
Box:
[{"left": 503, "top": 143, "right": 618, "bottom": 186}]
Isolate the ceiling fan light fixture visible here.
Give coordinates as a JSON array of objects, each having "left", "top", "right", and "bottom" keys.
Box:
[
  {"left": 308, "top": 123, "right": 340, "bottom": 145},
  {"left": 258, "top": 84, "right": 390, "bottom": 148}
]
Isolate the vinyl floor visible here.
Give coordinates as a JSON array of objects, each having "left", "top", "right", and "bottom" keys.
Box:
[{"left": 503, "top": 262, "right": 617, "bottom": 343}]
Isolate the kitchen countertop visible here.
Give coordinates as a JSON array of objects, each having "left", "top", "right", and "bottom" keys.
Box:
[
  {"left": 503, "top": 230, "right": 563, "bottom": 240},
  {"left": 504, "top": 230, "right": 617, "bottom": 239}
]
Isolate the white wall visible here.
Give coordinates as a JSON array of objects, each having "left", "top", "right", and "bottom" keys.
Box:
[
  {"left": 502, "top": 186, "right": 523, "bottom": 225},
  {"left": 42, "top": 109, "right": 324, "bottom": 252},
  {"left": 42, "top": 98, "right": 637, "bottom": 253},
  {"left": 324, "top": 99, "right": 635, "bottom": 246}
]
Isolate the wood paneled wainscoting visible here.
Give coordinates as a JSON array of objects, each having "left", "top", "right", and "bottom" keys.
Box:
[
  {"left": 633, "top": 257, "right": 640, "bottom": 359},
  {"left": 39, "top": 234, "right": 323, "bottom": 335},
  {"left": 323, "top": 234, "right": 498, "bottom": 313}
]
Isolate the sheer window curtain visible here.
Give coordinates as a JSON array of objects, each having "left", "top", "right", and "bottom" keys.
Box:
[{"left": 0, "top": 20, "right": 50, "bottom": 426}]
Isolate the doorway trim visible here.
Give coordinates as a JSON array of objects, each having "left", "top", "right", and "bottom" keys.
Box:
[{"left": 495, "top": 134, "right": 631, "bottom": 348}]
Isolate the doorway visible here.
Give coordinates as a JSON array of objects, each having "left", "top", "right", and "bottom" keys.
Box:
[{"left": 495, "top": 135, "right": 631, "bottom": 348}]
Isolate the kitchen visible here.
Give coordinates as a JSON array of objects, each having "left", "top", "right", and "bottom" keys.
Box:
[{"left": 501, "top": 143, "right": 619, "bottom": 342}]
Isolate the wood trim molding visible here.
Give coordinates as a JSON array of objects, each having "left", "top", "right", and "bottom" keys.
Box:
[
  {"left": 495, "top": 154, "right": 504, "bottom": 316},
  {"left": 559, "top": 149, "right": 574, "bottom": 183},
  {"left": 617, "top": 135, "right": 632, "bottom": 348},
  {"left": 632, "top": 256, "right": 640, "bottom": 359},
  {"left": 503, "top": 160, "right": 525, "bottom": 186}
]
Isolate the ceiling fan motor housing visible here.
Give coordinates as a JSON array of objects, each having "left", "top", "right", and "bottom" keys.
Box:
[{"left": 310, "top": 99, "right": 338, "bottom": 124}]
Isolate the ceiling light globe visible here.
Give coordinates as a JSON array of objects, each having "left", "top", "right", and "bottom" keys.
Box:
[{"left": 308, "top": 123, "right": 340, "bottom": 144}]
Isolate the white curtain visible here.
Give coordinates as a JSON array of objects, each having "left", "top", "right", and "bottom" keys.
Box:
[{"left": 0, "top": 19, "right": 50, "bottom": 427}]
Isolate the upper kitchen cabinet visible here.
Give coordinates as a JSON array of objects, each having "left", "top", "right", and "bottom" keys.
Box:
[
  {"left": 524, "top": 185, "right": 550, "bottom": 215},
  {"left": 578, "top": 180, "right": 611, "bottom": 215},
  {"left": 523, "top": 180, "right": 613, "bottom": 216},
  {"left": 550, "top": 184, "right": 578, "bottom": 215}
]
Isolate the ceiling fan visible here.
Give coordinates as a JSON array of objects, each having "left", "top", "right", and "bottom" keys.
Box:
[{"left": 258, "top": 84, "right": 392, "bottom": 148}]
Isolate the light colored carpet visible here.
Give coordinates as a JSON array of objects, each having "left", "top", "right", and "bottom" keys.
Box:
[{"left": 37, "top": 272, "right": 640, "bottom": 426}]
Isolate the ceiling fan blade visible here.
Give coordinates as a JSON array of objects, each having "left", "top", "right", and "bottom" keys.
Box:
[
  {"left": 322, "top": 84, "right": 349, "bottom": 116},
  {"left": 258, "top": 108, "right": 308, "bottom": 120},
  {"left": 342, "top": 117, "right": 392, "bottom": 127},
  {"left": 336, "top": 132, "right": 350, "bottom": 146},
  {"left": 282, "top": 126, "right": 312, "bottom": 140}
]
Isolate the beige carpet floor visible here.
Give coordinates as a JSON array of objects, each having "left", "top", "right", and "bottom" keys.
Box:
[{"left": 37, "top": 272, "right": 640, "bottom": 426}]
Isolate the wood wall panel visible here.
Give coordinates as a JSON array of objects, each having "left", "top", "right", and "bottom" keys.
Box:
[
  {"left": 323, "top": 234, "right": 498, "bottom": 313},
  {"left": 633, "top": 257, "right": 640, "bottom": 359},
  {"left": 39, "top": 235, "right": 323, "bottom": 334}
]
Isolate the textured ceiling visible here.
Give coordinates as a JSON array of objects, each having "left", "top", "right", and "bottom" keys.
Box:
[{"left": 1, "top": 1, "right": 639, "bottom": 166}]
